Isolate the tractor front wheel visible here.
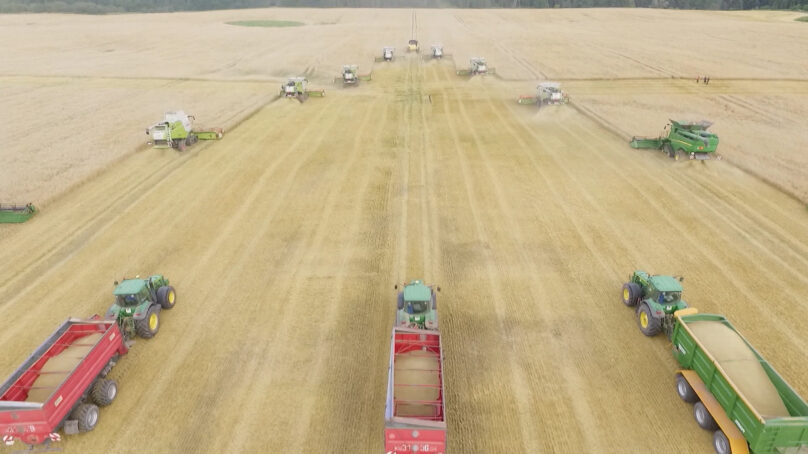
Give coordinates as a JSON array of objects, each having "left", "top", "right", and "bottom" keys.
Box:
[
  {"left": 637, "top": 303, "right": 661, "bottom": 336},
  {"left": 675, "top": 374, "right": 698, "bottom": 403},
  {"left": 91, "top": 378, "right": 117, "bottom": 407},
  {"left": 157, "top": 286, "right": 176, "bottom": 309},
  {"left": 72, "top": 403, "right": 99, "bottom": 432},
  {"left": 135, "top": 305, "right": 160, "bottom": 338},
  {"left": 621, "top": 282, "right": 641, "bottom": 307}
]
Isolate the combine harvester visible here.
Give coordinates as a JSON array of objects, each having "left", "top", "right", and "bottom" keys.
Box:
[
  {"left": 0, "top": 203, "right": 37, "bottom": 223},
  {"left": 620, "top": 270, "right": 808, "bottom": 454},
  {"left": 630, "top": 120, "right": 720, "bottom": 160},
  {"left": 146, "top": 111, "right": 223, "bottom": 152},
  {"left": 457, "top": 57, "right": 494, "bottom": 76},
  {"left": 0, "top": 318, "right": 129, "bottom": 448},
  {"left": 384, "top": 280, "right": 446, "bottom": 453},
  {"left": 518, "top": 82, "right": 570, "bottom": 107},
  {"left": 334, "top": 65, "right": 371, "bottom": 86},
  {"left": 375, "top": 47, "right": 396, "bottom": 63},
  {"left": 281, "top": 77, "right": 325, "bottom": 103},
  {"left": 430, "top": 45, "right": 444, "bottom": 59}
]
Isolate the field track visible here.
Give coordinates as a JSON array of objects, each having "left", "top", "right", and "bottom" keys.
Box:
[{"left": 1, "top": 47, "right": 808, "bottom": 453}]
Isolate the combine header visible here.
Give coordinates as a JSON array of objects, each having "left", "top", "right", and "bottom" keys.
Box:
[
  {"left": 146, "top": 111, "right": 223, "bottom": 152},
  {"left": 280, "top": 77, "right": 325, "bottom": 102},
  {"left": 630, "top": 120, "right": 720, "bottom": 160},
  {"left": 518, "top": 82, "right": 569, "bottom": 107},
  {"left": 0, "top": 203, "right": 37, "bottom": 223},
  {"left": 457, "top": 57, "right": 494, "bottom": 76}
]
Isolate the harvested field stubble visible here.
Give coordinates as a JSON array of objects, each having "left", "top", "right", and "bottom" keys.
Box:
[{"left": 0, "top": 7, "right": 807, "bottom": 454}]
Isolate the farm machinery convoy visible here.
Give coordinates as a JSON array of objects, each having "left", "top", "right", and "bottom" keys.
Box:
[
  {"left": 385, "top": 280, "right": 447, "bottom": 454},
  {"left": 630, "top": 119, "right": 720, "bottom": 160},
  {"left": 0, "top": 274, "right": 175, "bottom": 449},
  {"left": 621, "top": 270, "right": 808, "bottom": 454},
  {"left": 146, "top": 111, "right": 223, "bottom": 152}
]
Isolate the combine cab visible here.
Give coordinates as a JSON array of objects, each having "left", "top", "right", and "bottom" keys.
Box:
[
  {"left": 146, "top": 111, "right": 223, "bottom": 152},
  {"left": 105, "top": 275, "right": 176, "bottom": 340},
  {"left": 457, "top": 57, "right": 494, "bottom": 76},
  {"left": 395, "top": 280, "right": 439, "bottom": 330},
  {"left": 0, "top": 203, "right": 37, "bottom": 223},
  {"left": 621, "top": 270, "right": 688, "bottom": 337},
  {"left": 630, "top": 120, "right": 720, "bottom": 160}
]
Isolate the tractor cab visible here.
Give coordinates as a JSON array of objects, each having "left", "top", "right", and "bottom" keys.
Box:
[
  {"left": 113, "top": 279, "right": 151, "bottom": 307},
  {"left": 644, "top": 275, "right": 687, "bottom": 314},
  {"left": 395, "top": 280, "right": 439, "bottom": 330}
]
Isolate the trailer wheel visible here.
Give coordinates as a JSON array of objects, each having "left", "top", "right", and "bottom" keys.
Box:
[
  {"left": 157, "top": 285, "right": 176, "bottom": 309},
  {"left": 135, "top": 305, "right": 160, "bottom": 338},
  {"left": 695, "top": 402, "right": 718, "bottom": 430},
  {"left": 676, "top": 149, "right": 687, "bottom": 161},
  {"left": 621, "top": 283, "right": 641, "bottom": 307},
  {"left": 675, "top": 374, "right": 698, "bottom": 403},
  {"left": 637, "top": 303, "right": 661, "bottom": 336},
  {"left": 664, "top": 143, "right": 674, "bottom": 159},
  {"left": 713, "top": 430, "right": 731, "bottom": 454},
  {"left": 397, "top": 292, "right": 405, "bottom": 311},
  {"left": 91, "top": 378, "right": 117, "bottom": 407},
  {"left": 72, "top": 403, "right": 99, "bottom": 432}
]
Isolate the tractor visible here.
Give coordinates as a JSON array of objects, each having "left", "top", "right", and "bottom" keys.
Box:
[
  {"left": 621, "top": 270, "right": 688, "bottom": 337},
  {"left": 105, "top": 275, "right": 176, "bottom": 340},
  {"left": 630, "top": 120, "right": 720, "bottom": 160},
  {"left": 146, "top": 111, "right": 223, "bottom": 152},
  {"left": 394, "top": 280, "right": 440, "bottom": 331}
]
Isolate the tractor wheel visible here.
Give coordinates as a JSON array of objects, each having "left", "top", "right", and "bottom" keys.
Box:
[
  {"left": 135, "top": 305, "right": 160, "bottom": 339},
  {"left": 637, "top": 303, "right": 661, "bottom": 336},
  {"left": 663, "top": 143, "right": 675, "bottom": 159},
  {"left": 621, "top": 282, "right": 641, "bottom": 307},
  {"left": 695, "top": 402, "right": 718, "bottom": 430},
  {"left": 713, "top": 430, "right": 732, "bottom": 454},
  {"left": 675, "top": 374, "right": 699, "bottom": 403},
  {"left": 72, "top": 403, "right": 99, "bottom": 432},
  {"left": 397, "top": 292, "right": 404, "bottom": 311},
  {"left": 431, "top": 293, "right": 437, "bottom": 310},
  {"left": 157, "top": 285, "right": 176, "bottom": 309},
  {"left": 91, "top": 378, "right": 117, "bottom": 407}
]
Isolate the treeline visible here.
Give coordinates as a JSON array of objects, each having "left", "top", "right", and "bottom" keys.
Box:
[{"left": 0, "top": 0, "right": 806, "bottom": 14}]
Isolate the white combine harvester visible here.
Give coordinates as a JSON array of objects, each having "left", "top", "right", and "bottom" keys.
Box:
[
  {"left": 375, "top": 46, "right": 395, "bottom": 62},
  {"left": 518, "top": 81, "right": 570, "bottom": 107},
  {"left": 457, "top": 57, "right": 494, "bottom": 76},
  {"left": 431, "top": 45, "right": 443, "bottom": 59},
  {"left": 342, "top": 65, "right": 358, "bottom": 85}
]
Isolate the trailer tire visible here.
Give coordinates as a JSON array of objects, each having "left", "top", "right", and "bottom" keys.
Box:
[
  {"left": 637, "top": 303, "right": 661, "bottom": 336},
  {"left": 157, "top": 285, "right": 176, "bottom": 309},
  {"left": 695, "top": 402, "right": 718, "bottom": 430},
  {"left": 397, "top": 292, "right": 405, "bottom": 310},
  {"left": 177, "top": 139, "right": 186, "bottom": 152},
  {"left": 675, "top": 374, "right": 699, "bottom": 403},
  {"left": 713, "top": 430, "right": 731, "bottom": 454},
  {"left": 91, "top": 378, "right": 117, "bottom": 407},
  {"left": 621, "top": 282, "right": 641, "bottom": 307},
  {"left": 135, "top": 305, "right": 160, "bottom": 338},
  {"left": 72, "top": 403, "right": 99, "bottom": 432}
]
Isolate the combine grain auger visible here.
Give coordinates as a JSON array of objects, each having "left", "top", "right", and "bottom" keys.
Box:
[
  {"left": 146, "top": 111, "right": 223, "bottom": 152},
  {"left": 0, "top": 203, "right": 37, "bottom": 223},
  {"left": 630, "top": 119, "right": 720, "bottom": 161}
]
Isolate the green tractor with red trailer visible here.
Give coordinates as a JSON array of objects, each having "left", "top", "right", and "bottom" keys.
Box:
[
  {"left": 621, "top": 270, "right": 688, "bottom": 337},
  {"left": 630, "top": 120, "right": 720, "bottom": 160},
  {"left": 394, "top": 280, "right": 440, "bottom": 330},
  {"left": 105, "top": 275, "right": 176, "bottom": 340}
]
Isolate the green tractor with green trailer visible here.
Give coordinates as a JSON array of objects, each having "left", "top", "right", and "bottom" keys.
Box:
[
  {"left": 146, "top": 111, "right": 223, "bottom": 152},
  {"left": 621, "top": 270, "right": 688, "bottom": 337},
  {"left": 630, "top": 120, "right": 720, "bottom": 160},
  {"left": 0, "top": 203, "right": 37, "bottom": 223},
  {"left": 105, "top": 275, "right": 176, "bottom": 340},
  {"left": 394, "top": 280, "right": 440, "bottom": 330}
]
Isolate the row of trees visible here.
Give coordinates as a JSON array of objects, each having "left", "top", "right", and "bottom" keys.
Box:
[{"left": 0, "top": 0, "right": 806, "bottom": 14}]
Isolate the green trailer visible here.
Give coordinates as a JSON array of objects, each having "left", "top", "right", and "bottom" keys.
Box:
[
  {"left": 0, "top": 203, "right": 37, "bottom": 223},
  {"left": 670, "top": 311, "right": 808, "bottom": 454},
  {"left": 630, "top": 119, "right": 720, "bottom": 160}
]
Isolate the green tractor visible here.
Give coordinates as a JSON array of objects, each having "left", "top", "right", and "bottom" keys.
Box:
[
  {"left": 621, "top": 270, "right": 687, "bottom": 337},
  {"left": 630, "top": 120, "right": 719, "bottom": 160},
  {"left": 394, "top": 280, "right": 440, "bottom": 331},
  {"left": 105, "top": 275, "right": 176, "bottom": 340}
]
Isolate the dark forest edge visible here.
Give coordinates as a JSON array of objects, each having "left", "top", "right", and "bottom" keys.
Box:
[{"left": 1, "top": 0, "right": 807, "bottom": 14}]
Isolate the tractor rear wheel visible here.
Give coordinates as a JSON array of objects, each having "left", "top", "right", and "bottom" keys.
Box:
[
  {"left": 637, "top": 303, "right": 661, "bottom": 336},
  {"left": 135, "top": 305, "right": 160, "bottom": 338},
  {"left": 91, "top": 378, "right": 117, "bottom": 407},
  {"left": 621, "top": 282, "right": 641, "bottom": 307},
  {"left": 664, "top": 143, "right": 675, "bottom": 159},
  {"left": 675, "top": 374, "right": 699, "bottom": 403},
  {"left": 157, "top": 286, "right": 176, "bottom": 309},
  {"left": 72, "top": 403, "right": 99, "bottom": 432},
  {"left": 713, "top": 430, "right": 731, "bottom": 454},
  {"left": 695, "top": 402, "right": 718, "bottom": 430}
]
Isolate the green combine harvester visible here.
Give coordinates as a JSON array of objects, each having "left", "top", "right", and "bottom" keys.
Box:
[
  {"left": 394, "top": 280, "right": 440, "bottom": 330},
  {"left": 0, "top": 203, "right": 37, "bottom": 223},
  {"left": 146, "top": 111, "right": 223, "bottom": 152},
  {"left": 630, "top": 120, "right": 720, "bottom": 160},
  {"left": 105, "top": 275, "right": 176, "bottom": 340}
]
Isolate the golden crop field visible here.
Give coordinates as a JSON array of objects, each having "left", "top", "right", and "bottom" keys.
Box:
[{"left": 1, "top": 8, "right": 807, "bottom": 454}]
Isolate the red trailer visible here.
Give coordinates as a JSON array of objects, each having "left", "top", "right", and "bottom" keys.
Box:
[
  {"left": 0, "top": 318, "right": 128, "bottom": 448},
  {"left": 384, "top": 327, "right": 447, "bottom": 453}
]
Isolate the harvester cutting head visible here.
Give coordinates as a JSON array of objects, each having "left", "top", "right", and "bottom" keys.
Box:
[
  {"left": 395, "top": 280, "right": 440, "bottom": 330},
  {"left": 0, "top": 203, "right": 37, "bottom": 223}
]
